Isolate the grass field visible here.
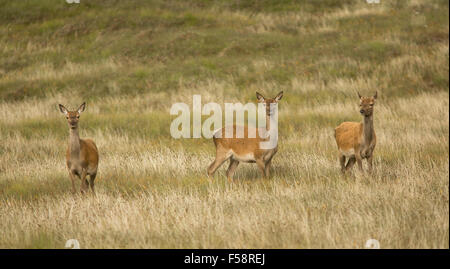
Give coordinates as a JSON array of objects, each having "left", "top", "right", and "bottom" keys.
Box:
[{"left": 0, "top": 0, "right": 448, "bottom": 248}]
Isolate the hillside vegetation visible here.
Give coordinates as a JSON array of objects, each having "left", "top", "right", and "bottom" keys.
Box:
[{"left": 0, "top": 0, "right": 448, "bottom": 248}]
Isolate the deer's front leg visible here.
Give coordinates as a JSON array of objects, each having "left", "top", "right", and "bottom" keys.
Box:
[
  {"left": 256, "top": 159, "right": 266, "bottom": 179},
  {"left": 69, "top": 171, "right": 77, "bottom": 194},
  {"left": 355, "top": 151, "right": 363, "bottom": 172},
  {"left": 79, "top": 170, "right": 89, "bottom": 194},
  {"left": 367, "top": 155, "right": 374, "bottom": 173},
  {"left": 265, "top": 160, "right": 272, "bottom": 178},
  {"left": 361, "top": 148, "right": 368, "bottom": 159},
  {"left": 360, "top": 145, "right": 369, "bottom": 159}
]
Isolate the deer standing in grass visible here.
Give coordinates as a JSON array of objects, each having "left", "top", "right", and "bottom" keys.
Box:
[
  {"left": 334, "top": 92, "right": 377, "bottom": 173},
  {"left": 59, "top": 102, "right": 99, "bottom": 194},
  {"left": 208, "top": 91, "right": 283, "bottom": 181}
]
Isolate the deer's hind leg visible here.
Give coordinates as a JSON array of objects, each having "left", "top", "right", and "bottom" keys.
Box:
[
  {"left": 339, "top": 153, "right": 346, "bottom": 173},
  {"left": 345, "top": 156, "right": 356, "bottom": 171},
  {"left": 89, "top": 172, "right": 97, "bottom": 194},
  {"left": 208, "top": 150, "right": 230, "bottom": 177},
  {"left": 226, "top": 159, "right": 239, "bottom": 182}
]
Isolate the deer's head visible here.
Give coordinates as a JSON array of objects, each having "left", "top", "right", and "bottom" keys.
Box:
[
  {"left": 58, "top": 102, "right": 86, "bottom": 129},
  {"left": 358, "top": 92, "right": 377, "bottom": 117},
  {"left": 256, "top": 91, "right": 283, "bottom": 116}
]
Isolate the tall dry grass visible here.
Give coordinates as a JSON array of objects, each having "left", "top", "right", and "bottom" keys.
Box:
[{"left": 0, "top": 0, "right": 448, "bottom": 248}]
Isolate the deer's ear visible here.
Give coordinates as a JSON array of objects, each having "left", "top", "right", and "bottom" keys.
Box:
[
  {"left": 77, "top": 102, "right": 86, "bottom": 113},
  {"left": 256, "top": 92, "right": 265, "bottom": 102},
  {"left": 275, "top": 91, "right": 284, "bottom": 102},
  {"left": 357, "top": 92, "right": 362, "bottom": 99},
  {"left": 59, "top": 104, "right": 68, "bottom": 115},
  {"left": 373, "top": 91, "right": 378, "bottom": 99}
]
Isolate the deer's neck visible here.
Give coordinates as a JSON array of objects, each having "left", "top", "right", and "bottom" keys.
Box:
[
  {"left": 362, "top": 115, "right": 374, "bottom": 144},
  {"left": 260, "top": 114, "right": 274, "bottom": 134},
  {"left": 259, "top": 113, "right": 278, "bottom": 148},
  {"left": 69, "top": 128, "right": 81, "bottom": 158}
]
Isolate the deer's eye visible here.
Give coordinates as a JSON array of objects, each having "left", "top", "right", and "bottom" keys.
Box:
[
  {"left": 76, "top": 116, "right": 80, "bottom": 118},
  {"left": 66, "top": 117, "right": 69, "bottom": 119}
]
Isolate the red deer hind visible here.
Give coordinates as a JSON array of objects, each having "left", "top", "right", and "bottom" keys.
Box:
[
  {"left": 59, "top": 102, "right": 99, "bottom": 194},
  {"left": 334, "top": 92, "right": 377, "bottom": 173},
  {"left": 208, "top": 91, "right": 283, "bottom": 181}
]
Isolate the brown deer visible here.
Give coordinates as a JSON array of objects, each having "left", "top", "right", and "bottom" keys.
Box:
[
  {"left": 59, "top": 102, "right": 99, "bottom": 194},
  {"left": 208, "top": 91, "right": 283, "bottom": 181},
  {"left": 334, "top": 92, "right": 377, "bottom": 173}
]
